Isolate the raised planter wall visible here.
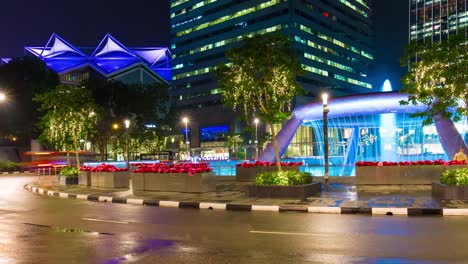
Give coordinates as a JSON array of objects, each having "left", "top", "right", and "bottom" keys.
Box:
[
  {"left": 356, "top": 165, "right": 446, "bottom": 184},
  {"left": 78, "top": 171, "right": 91, "bottom": 186},
  {"left": 90, "top": 171, "right": 129, "bottom": 188},
  {"left": 247, "top": 182, "right": 321, "bottom": 198},
  {"left": 59, "top": 175, "right": 78, "bottom": 185},
  {"left": 432, "top": 181, "right": 468, "bottom": 200},
  {"left": 236, "top": 166, "right": 300, "bottom": 182},
  {"left": 132, "top": 172, "right": 216, "bottom": 193}
]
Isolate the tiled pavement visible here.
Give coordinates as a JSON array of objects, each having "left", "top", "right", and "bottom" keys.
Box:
[{"left": 27, "top": 176, "right": 468, "bottom": 210}]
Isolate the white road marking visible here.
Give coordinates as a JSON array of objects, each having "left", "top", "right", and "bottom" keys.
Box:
[
  {"left": 82, "top": 217, "right": 129, "bottom": 224},
  {"left": 250, "top": 230, "right": 335, "bottom": 237}
]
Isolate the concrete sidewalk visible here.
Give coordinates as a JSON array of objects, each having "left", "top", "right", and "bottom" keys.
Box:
[{"left": 25, "top": 175, "right": 468, "bottom": 216}]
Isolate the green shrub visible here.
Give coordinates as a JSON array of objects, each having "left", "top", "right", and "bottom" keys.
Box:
[
  {"left": 60, "top": 166, "right": 79, "bottom": 178},
  {"left": 0, "top": 161, "right": 21, "bottom": 172},
  {"left": 441, "top": 168, "right": 468, "bottom": 186},
  {"left": 256, "top": 170, "right": 312, "bottom": 186}
]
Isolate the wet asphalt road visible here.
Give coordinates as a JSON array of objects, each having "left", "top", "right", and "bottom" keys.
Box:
[{"left": 1, "top": 175, "right": 468, "bottom": 264}]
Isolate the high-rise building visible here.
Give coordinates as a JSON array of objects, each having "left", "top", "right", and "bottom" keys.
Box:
[
  {"left": 170, "top": 0, "right": 374, "bottom": 148},
  {"left": 409, "top": 0, "right": 467, "bottom": 43}
]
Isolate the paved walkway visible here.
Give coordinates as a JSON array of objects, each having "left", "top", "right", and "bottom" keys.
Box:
[{"left": 26, "top": 176, "right": 468, "bottom": 213}]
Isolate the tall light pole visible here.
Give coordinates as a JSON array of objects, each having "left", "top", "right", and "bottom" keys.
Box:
[
  {"left": 183, "top": 117, "right": 189, "bottom": 160},
  {"left": 322, "top": 93, "right": 329, "bottom": 185},
  {"left": 254, "top": 118, "right": 259, "bottom": 160},
  {"left": 124, "top": 119, "right": 130, "bottom": 169}
]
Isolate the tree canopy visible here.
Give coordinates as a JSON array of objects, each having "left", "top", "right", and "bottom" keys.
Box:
[
  {"left": 0, "top": 56, "right": 59, "bottom": 142},
  {"left": 216, "top": 32, "right": 303, "bottom": 169},
  {"left": 400, "top": 33, "right": 468, "bottom": 125},
  {"left": 84, "top": 77, "right": 171, "bottom": 156},
  {"left": 34, "top": 84, "right": 98, "bottom": 167}
]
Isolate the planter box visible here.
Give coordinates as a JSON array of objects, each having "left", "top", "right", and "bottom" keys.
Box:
[
  {"left": 131, "top": 173, "right": 145, "bottom": 191},
  {"left": 247, "top": 182, "right": 321, "bottom": 198},
  {"left": 59, "top": 175, "right": 78, "bottom": 185},
  {"left": 90, "top": 171, "right": 129, "bottom": 188},
  {"left": 446, "top": 165, "right": 468, "bottom": 170},
  {"left": 236, "top": 166, "right": 300, "bottom": 182},
  {"left": 132, "top": 172, "right": 216, "bottom": 193},
  {"left": 78, "top": 171, "right": 91, "bottom": 186},
  {"left": 432, "top": 181, "right": 468, "bottom": 200},
  {"left": 356, "top": 165, "right": 445, "bottom": 184}
]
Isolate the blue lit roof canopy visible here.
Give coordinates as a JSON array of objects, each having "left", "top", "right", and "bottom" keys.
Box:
[{"left": 25, "top": 33, "right": 171, "bottom": 85}]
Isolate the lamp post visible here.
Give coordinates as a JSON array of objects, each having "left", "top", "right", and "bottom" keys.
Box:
[
  {"left": 0, "top": 92, "right": 5, "bottom": 102},
  {"left": 322, "top": 93, "right": 329, "bottom": 185},
  {"left": 254, "top": 118, "right": 259, "bottom": 160},
  {"left": 183, "top": 117, "right": 189, "bottom": 160},
  {"left": 124, "top": 119, "right": 130, "bottom": 169}
]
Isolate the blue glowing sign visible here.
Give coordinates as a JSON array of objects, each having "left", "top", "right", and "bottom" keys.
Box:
[{"left": 200, "top": 125, "right": 228, "bottom": 142}]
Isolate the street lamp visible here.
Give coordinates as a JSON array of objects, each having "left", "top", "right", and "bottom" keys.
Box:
[
  {"left": 254, "top": 118, "right": 259, "bottom": 160},
  {"left": 124, "top": 119, "right": 130, "bottom": 169},
  {"left": 322, "top": 93, "right": 329, "bottom": 185},
  {"left": 0, "top": 92, "right": 5, "bottom": 102},
  {"left": 183, "top": 117, "right": 189, "bottom": 160}
]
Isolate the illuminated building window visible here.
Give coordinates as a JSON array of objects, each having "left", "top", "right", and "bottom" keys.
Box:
[{"left": 175, "top": 0, "right": 282, "bottom": 37}]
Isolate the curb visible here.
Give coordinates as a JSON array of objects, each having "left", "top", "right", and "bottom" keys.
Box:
[{"left": 23, "top": 184, "right": 468, "bottom": 216}]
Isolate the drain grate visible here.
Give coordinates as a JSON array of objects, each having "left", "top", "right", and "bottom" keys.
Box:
[{"left": 23, "top": 222, "right": 115, "bottom": 235}]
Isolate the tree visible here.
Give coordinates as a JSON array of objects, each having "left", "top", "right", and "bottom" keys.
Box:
[
  {"left": 84, "top": 78, "right": 171, "bottom": 156},
  {"left": 0, "top": 56, "right": 59, "bottom": 143},
  {"left": 216, "top": 33, "right": 304, "bottom": 170},
  {"left": 400, "top": 33, "right": 468, "bottom": 125},
  {"left": 226, "top": 134, "right": 244, "bottom": 159},
  {"left": 34, "top": 85, "right": 98, "bottom": 167}
]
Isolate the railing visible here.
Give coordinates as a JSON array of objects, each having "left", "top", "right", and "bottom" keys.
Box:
[{"left": 34, "top": 165, "right": 66, "bottom": 177}]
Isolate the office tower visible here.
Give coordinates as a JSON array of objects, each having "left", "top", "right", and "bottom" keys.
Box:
[
  {"left": 170, "top": 0, "right": 373, "bottom": 148},
  {"left": 409, "top": 0, "right": 467, "bottom": 43}
]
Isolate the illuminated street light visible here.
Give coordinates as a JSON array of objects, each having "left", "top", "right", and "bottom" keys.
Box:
[
  {"left": 124, "top": 119, "right": 130, "bottom": 169},
  {"left": 182, "top": 117, "right": 189, "bottom": 160},
  {"left": 0, "top": 92, "right": 6, "bottom": 102},
  {"left": 254, "top": 118, "right": 259, "bottom": 160},
  {"left": 112, "top": 123, "right": 119, "bottom": 130},
  {"left": 322, "top": 93, "right": 329, "bottom": 185}
]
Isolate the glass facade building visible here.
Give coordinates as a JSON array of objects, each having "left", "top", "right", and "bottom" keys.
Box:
[
  {"left": 170, "top": 0, "right": 374, "bottom": 147},
  {"left": 409, "top": 0, "right": 467, "bottom": 42}
]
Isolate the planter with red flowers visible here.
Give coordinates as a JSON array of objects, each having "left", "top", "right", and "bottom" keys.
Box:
[
  {"left": 89, "top": 164, "right": 129, "bottom": 188},
  {"left": 78, "top": 166, "right": 93, "bottom": 186},
  {"left": 235, "top": 161, "right": 303, "bottom": 182},
  {"left": 132, "top": 163, "right": 215, "bottom": 193},
  {"left": 355, "top": 160, "right": 466, "bottom": 184}
]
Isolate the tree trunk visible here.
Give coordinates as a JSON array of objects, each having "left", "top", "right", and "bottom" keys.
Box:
[
  {"left": 74, "top": 140, "right": 81, "bottom": 168},
  {"left": 269, "top": 123, "right": 282, "bottom": 171},
  {"left": 66, "top": 150, "right": 70, "bottom": 166}
]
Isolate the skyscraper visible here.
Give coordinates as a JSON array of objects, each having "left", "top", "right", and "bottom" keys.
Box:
[
  {"left": 170, "top": 0, "right": 374, "bottom": 148},
  {"left": 409, "top": 0, "right": 467, "bottom": 43}
]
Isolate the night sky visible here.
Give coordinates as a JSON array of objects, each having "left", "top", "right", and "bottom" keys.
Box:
[{"left": 0, "top": 0, "right": 407, "bottom": 89}]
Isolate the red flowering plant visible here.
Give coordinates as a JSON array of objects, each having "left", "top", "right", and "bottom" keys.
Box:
[
  {"left": 132, "top": 162, "right": 213, "bottom": 176},
  {"left": 79, "top": 166, "right": 95, "bottom": 171},
  {"left": 236, "top": 160, "right": 303, "bottom": 168},
  {"left": 444, "top": 160, "right": 467, "bottom": 166},
  {"left": 81, "top": 163, "right": 128, "bottom": 172},
  {"left": 355, "top": 159, "right": 463, "bottom": 166}
]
